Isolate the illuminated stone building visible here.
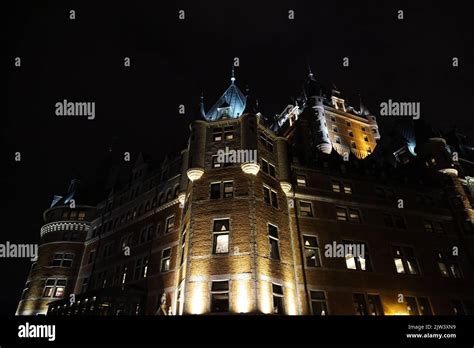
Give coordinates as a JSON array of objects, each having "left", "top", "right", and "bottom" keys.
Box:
[{"left": 17, "top": 71, "right": 474, "bottom": 316}]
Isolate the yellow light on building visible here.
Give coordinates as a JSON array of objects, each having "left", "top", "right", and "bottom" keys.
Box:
[
  {"left": 235, "top": 280, "right": 251, "bottom": 313},
  {"left": 189, "top": 281, "right": 206, "bottom": 314},
  {"left": 241, "top": 162, "right": 260, "bottom": 175},
  {"left": 259, "top": 281, "right": 272, "bottom": 314}
]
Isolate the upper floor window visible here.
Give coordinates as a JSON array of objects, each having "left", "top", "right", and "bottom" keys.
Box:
[
  {"left": 299, "top": 201, "right": 313, "bottom": 217},
  {"left": 43, "top": 278, "right": 66, "bottom": 298},
  {"left": 212, "top": 219, "right": 230, "bottom": 254},
  {"left": 343, "top": 241, "right": 371, "bottom": 271},
  {"left": 259, "top": 132, "right": 274, "bottom": 152},
  {"left": 210, "top": 280, "right": 230, "bottom": 313},
  {"left": 392, "top": 246, "right": 419, "bottom": 275},
  {"left": 303, "top": 235, "right": 321, "bottom": 267},
  {"left": 268, "top": 224, "right": 280, "bottom": 260},
  {"left": 165, "top": 215, "right": 175, "bottom": 234},
  {"left": 436, "top": 251, "right": 462, "bottom": 278},
  {"left": 52, "top": 253, "right": 74, "bottom": 267},
  {"left": 296, "top": 175, "right": 307, "bottom": 187}
]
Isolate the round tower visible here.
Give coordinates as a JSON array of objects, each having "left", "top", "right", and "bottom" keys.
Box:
[
  {"left": 16, "top": 204, "right": 95, "bottom": 315},
  {"left": 240, "top": 113, "right": 260, "bottom": 175},
  {"left": 187, "top": 120, "right": 207, "bottom": 181}
]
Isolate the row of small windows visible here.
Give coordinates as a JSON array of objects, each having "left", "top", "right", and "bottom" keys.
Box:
[
  {"left": 90, "top": 216, "right": 175, "bottom": 262},
  {"left": 212, "top": 126, "right": 234, "bottom": 142},
  {"left": 61, "top": 210, "right": 86, "bottom": 221},
  {"left": 93, "top": 189, "right": 178, "bottom": 238},
  {"left": 296, "top": 176, "right": 446, "bottom": 210},
  {"left": 302, "top": 235, "right": 462, "bottom": 278}
]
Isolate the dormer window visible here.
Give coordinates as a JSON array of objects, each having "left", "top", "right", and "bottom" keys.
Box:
[{"left": 332, "top": 96, "right": 346, "bottom": 112}]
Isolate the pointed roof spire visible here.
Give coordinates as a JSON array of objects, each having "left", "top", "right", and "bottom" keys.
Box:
[
  {"left": 231, "top": 65, "right": 236, "bottom": 84},
  {"left": 199, "top": 91, "right": 206, "bottom": 118}
]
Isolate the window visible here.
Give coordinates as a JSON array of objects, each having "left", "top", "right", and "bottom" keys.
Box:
[
  {"left": 268, "top": 224, "right": 280, "bottom": 260},
  {"left": 436, "top": 251, "right": 462, "bottom": 278},
  {"left": 349, "top": 131, "right": 354, "bottom": 137},
  {"left": 299, "top": 201, "right": 313, "bottom": 217},
  {"left": 161, "top": 248, "right": 171, "bottom": 272},
  {"left": 212, "top": 219, "right": 230, "bottom": 254},
  {"left": 451, "top": 300, "right": 465, "bottom": 315},
  {"left": 392, "top": 246, "right": 419, "bottom": 275},
  {"left": 343, "top": 183, "right": 352, "bottom": 194},
  {"left": 259, "top": 132, "right": 274, "bottom": 152},
  {"left": 165, "top": 216, "right": 175, "bottom": 233},
  {"left": 333, "top": 126, "right": 338, "bottom": 133},
  {"left": 88, "top": 250, "right": 96, "bottom": 264},
  {"left": 77, "top": 211, "right": 86, "bottom": 221},
  {"left": 43, "top": 278, "right": 67, "bottom": 298},
  {"left": 353, "top": 293, "right": 368, "bottom": 315},
  {"left": 351, "top": 141, "right": 357, "bottom": 149},
  {"left": 335, "top": 136, "right": 341, "bottom": 144},
  {"left": 212, "top": 155, "right": 222, "bottom": 168},
  {"left": 424, "top": 220, "right": 444, "bottom": 234},
  {"left": 261, "top": 159, "right": 269, "bottom": 173},
  {"left": 344, "top": 241, "right": 371, "bottom": 271},
  {"left": 272, "top": 284, "right": 284, "bottom": 314},
  {"left": 348, "top": 209, "right": 361, "bottom": 223},
  {"left": 263, "top": 186, "right": 278, "bottom": 207},
  {"left": 332, "top": 181, "right": 341, "bottom": 193},
  {"left": 210, "top": 183, "right": 221, "bottom": 199},
  {"left": 361, "top": 126, "right": 366, "bottom": 132},
  {"left": 417, "top": 297, "right": 433, "bottom": 315},
  {"left": 296, "top": 175, "right": 307, "bottom": 187},
  {"left": 367, "top": 294, "right": 384, "bottom": 315},
  {"left": 223, "top": 181, "right": 234, "bottom": 198},
  {"left": 134, "top": 257, "right": 148, "bottom": 280},
  {"left": 303, "top": 236, "right": 321, "bottom": 267},
  {"left": 210, "top": 280, "right": 229, "bottom": 313},
  {"left": 405, "top": 296, "right": 419, "bottom": 315},
  {"left": 336, "top": 206, "right": 348, "bottom": 221},
  {"left": 213, "top": 127, "right": 223, "bottom": 142},
  {"left": 224, "top": 126, "right": 234, "bottom": 140},
  {"left": 52, "top": 253, "right": 74, "bottom": 267},
  {"left": 269, "top": 164, "right": 276, "bottom": 177},
  {"left": 310, "top": 291, "right": 327, "bottom": 315}
]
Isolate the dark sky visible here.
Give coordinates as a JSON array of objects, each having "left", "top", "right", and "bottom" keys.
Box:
[{"left": 4, "top": 0, "right": 473, "bottom": 315}]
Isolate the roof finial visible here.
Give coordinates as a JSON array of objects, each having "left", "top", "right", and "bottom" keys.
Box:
[
  {"left": 231, "top": 65, "right": 236, "bottom": 83},
  {"left": 306, "top": 57, "right": 314, "bottom": 79}
]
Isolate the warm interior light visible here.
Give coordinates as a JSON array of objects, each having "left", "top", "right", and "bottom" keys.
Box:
[
  {"left": 187, "top": 168, "right": 204, "bottom": 181},
  {"left": 241, "top": 162, "right": 260, "bottom": 175}
]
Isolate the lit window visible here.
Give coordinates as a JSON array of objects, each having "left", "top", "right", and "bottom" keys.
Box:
[
  {"left": 343, "top": 183, "right": 352, "bottom": 194},
  {"left": 348, "top": 209, "right": 361, "bottom": 223},
  {"left": 213, "top": 219, "right": 230, "bottom": 254},
  {"left": 344, "top": 241, "right": 370, "bottom": 271},
  {"left": 212, "top": 155, "right": 222, "bottom": 168},
  {"left": 332, "top": 181, "right": 341, "bottom": 193},
  {"left": 210, "top": 280, "right": 229, "bottom": 313},
  {"left": 310, "top": 291, "right": 327, "bottom": 315},
  {"left": 272, "top": 284, "right": 284, "bottom": 314},
  {"left": 436, "top": 251, "right": 462, "bottom": 278},
  {"left": 213, "top": 128, "right": 223, "bottom": 142},
  {"left": 296, "top": 175, "right": 307, "bottom": 187},
  {"left": 268, "top": 224, "right": 280, "bottom": 260},
  {"left": 224, "top": 126, "right": 234, "bottom": 140},
  {"left": 303, "top": 235, "right": 321, "bottom": 267},
  {"left": 299, "top": 201, "right": 313, "bottom": 217},
  {"left": 165, "top": 216, "right": 175, "bottom": 233},
  {"left": 78, "top": 211, "right": 86, "bottom": 221},
  {"left": 161, "top": 248, "right": 171, "bottom": 272},
  {"left": 134, "top": 257, "right": 148, "bottom": 280},
  {"left": 336, "top": 206, "right": 348, "bottom": 221},
  {"left": 223, "top": 181, "right": 234, "bottom": 198},
  {"left": 392, "top": 246, "right": 419, "bottom": 275},
  {"left": 43, "top": 278, "right": 67, "bottom": 298}
]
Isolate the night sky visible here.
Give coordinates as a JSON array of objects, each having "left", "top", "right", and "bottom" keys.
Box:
[{"left": 4, "top": 0, "right": 473, "bottom": 315}]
